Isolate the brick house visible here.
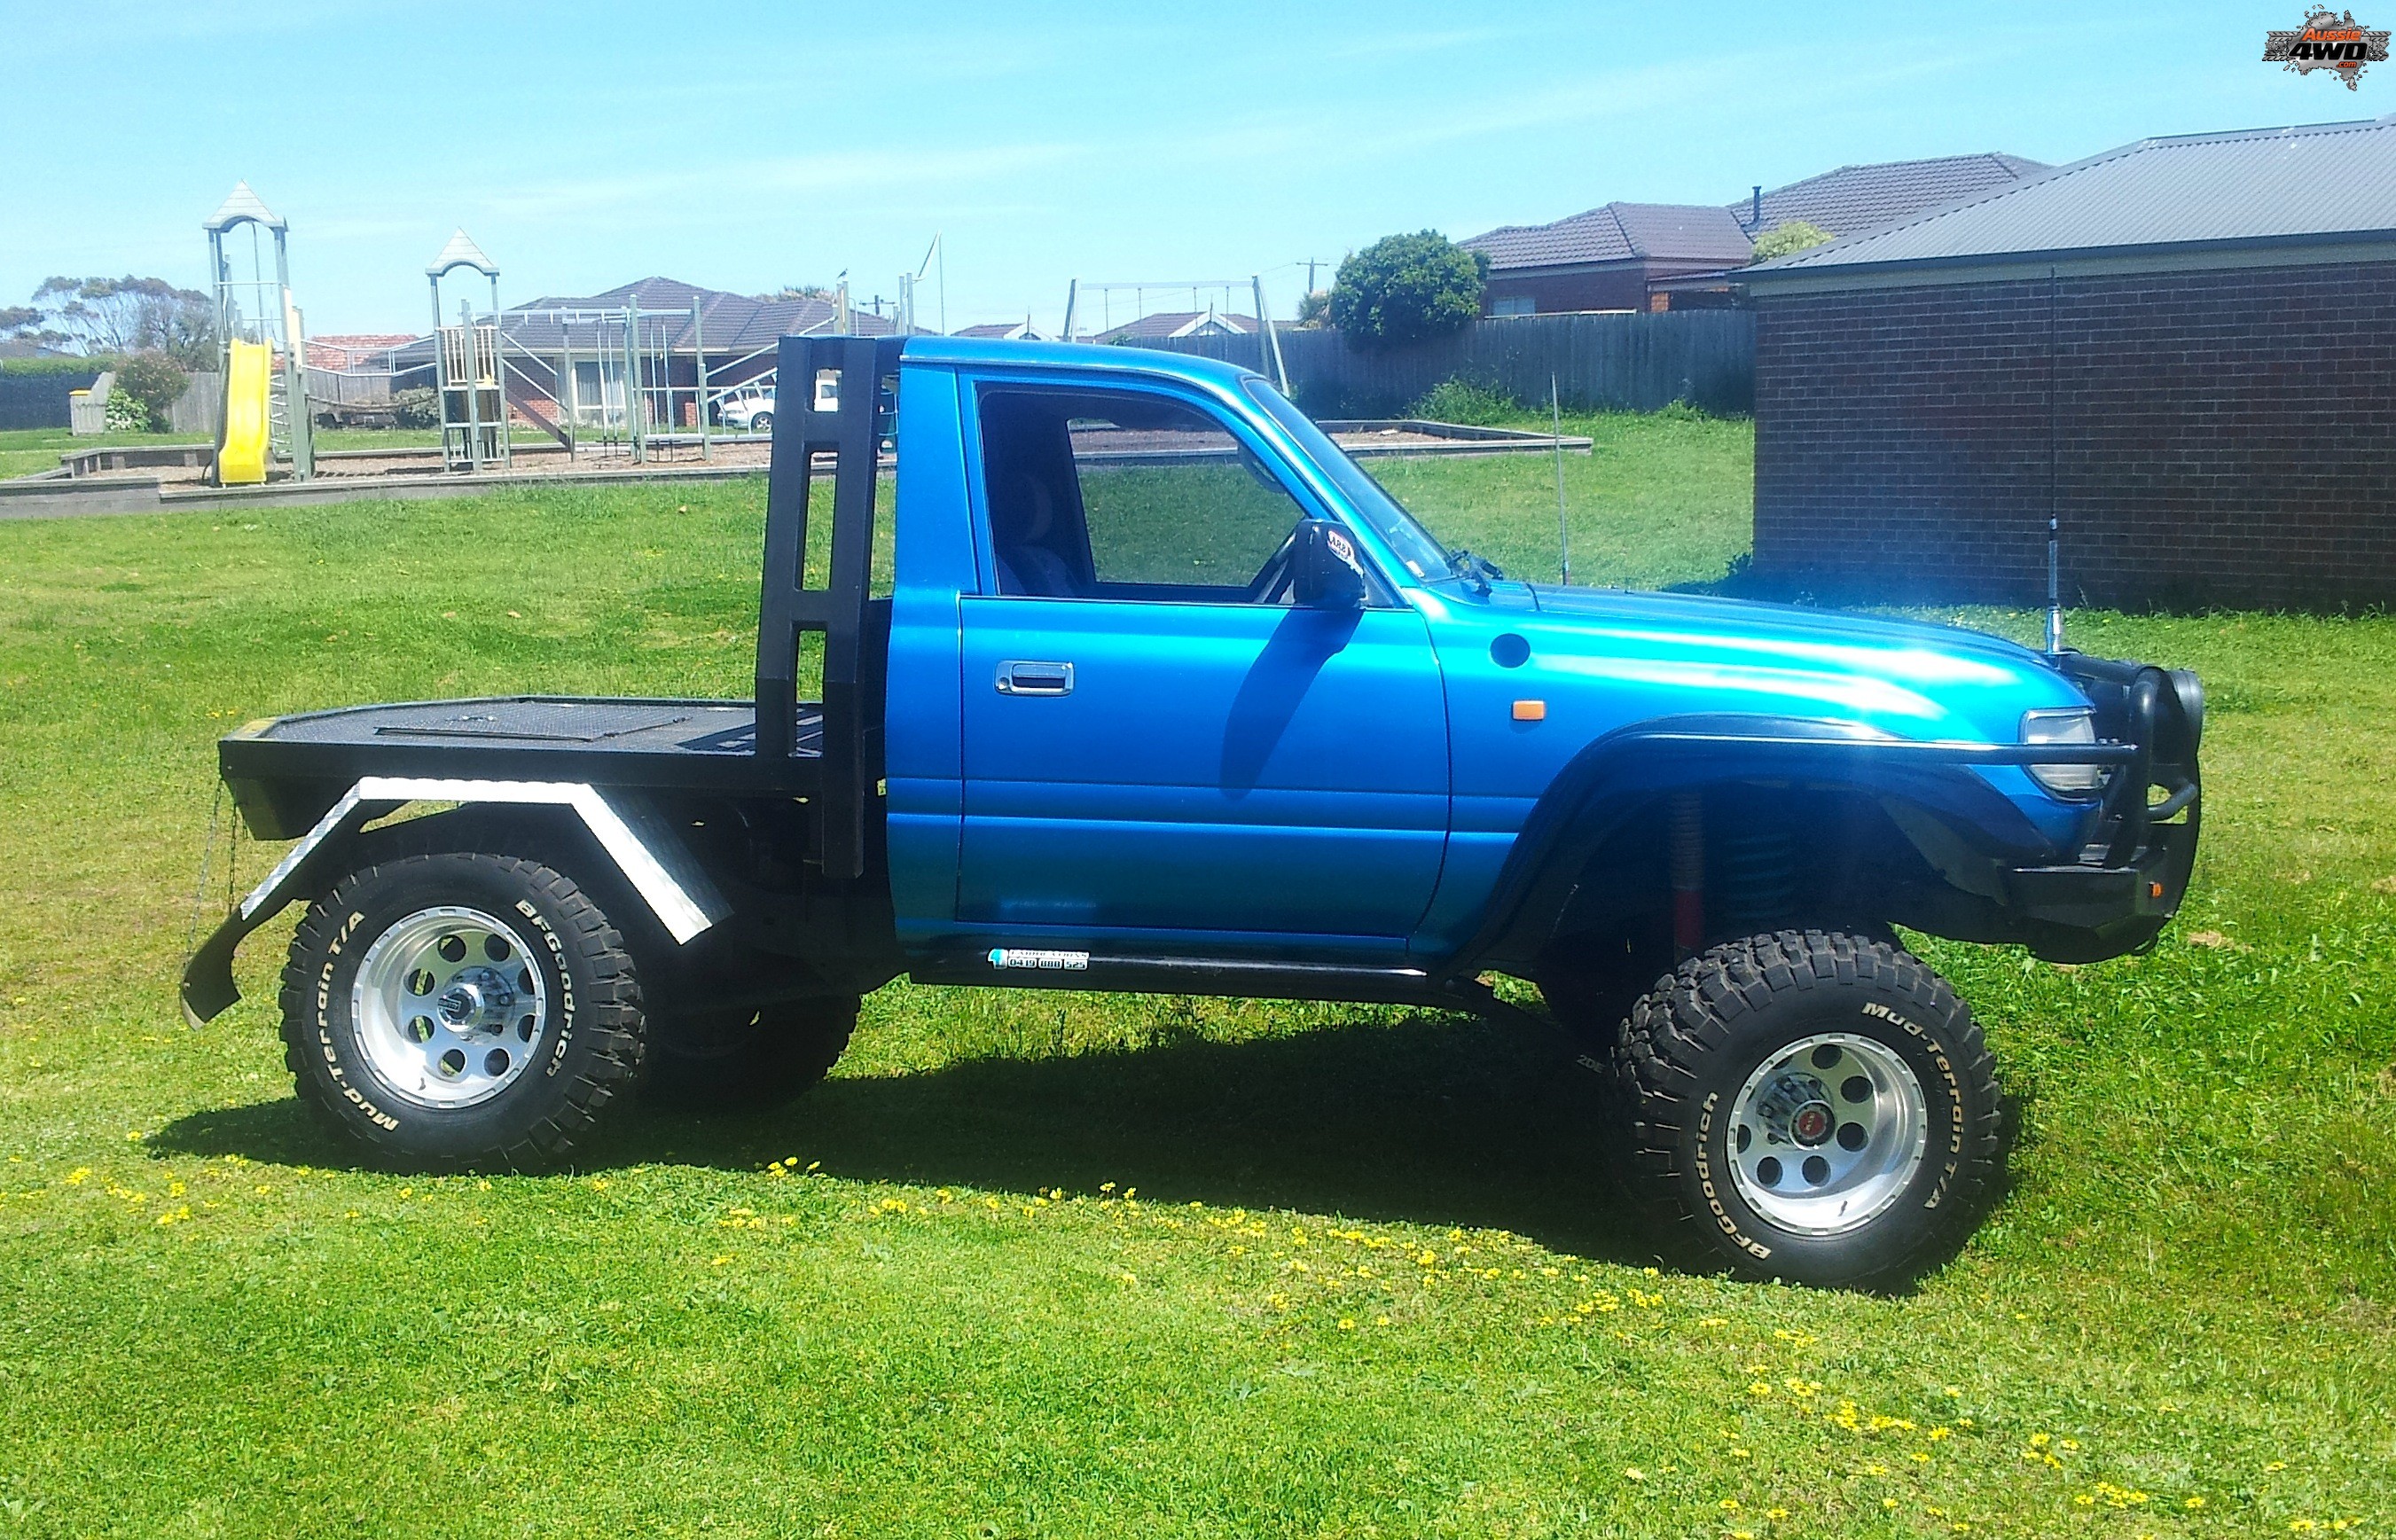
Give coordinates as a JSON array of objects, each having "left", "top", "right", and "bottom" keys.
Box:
[{"left": 1741, "top": 116, "right": 2396, "bottom": 609}]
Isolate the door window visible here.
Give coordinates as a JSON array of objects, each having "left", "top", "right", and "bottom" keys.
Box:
[{"left": 976, "top": 388, "right": 1312, "bottom": 602}]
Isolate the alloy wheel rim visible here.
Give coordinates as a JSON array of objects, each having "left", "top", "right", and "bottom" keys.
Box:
[
  {"left": 351, "top": 905, "right": 548, "bottom": 1109},
  {"left": 1726, "top": 1031, "right": 1930, "bottom": 1237}
]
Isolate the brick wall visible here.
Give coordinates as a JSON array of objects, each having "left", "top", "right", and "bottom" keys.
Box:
[{"left": 1751, "top": 261, "right": 2396, "bottom": 608}]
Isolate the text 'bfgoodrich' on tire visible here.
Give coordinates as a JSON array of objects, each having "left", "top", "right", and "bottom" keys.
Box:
[{"left": 278, "top": 851, "right": 645, "bottom": 1169}]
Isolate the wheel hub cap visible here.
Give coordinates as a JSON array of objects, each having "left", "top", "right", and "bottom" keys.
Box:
[
  {"left": 352, "top": 905, "right": 549, "bottom": 1110},
  {"left": 1726, "top": 1032, "right": 1930, "bottom": 1238}
]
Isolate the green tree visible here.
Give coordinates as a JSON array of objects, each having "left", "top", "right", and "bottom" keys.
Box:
[
  {"left": 1747, "top": 220, "right": 1836, "bottom": 262},
  {"left": 1327, "top": 231, "right": 1487, "bottom": 349},
  {"left": 27, "top": 276, "right": 216, "bottom": 366},
  {"left": 116, "top": 351, "right": 191, "bottom": 429}
]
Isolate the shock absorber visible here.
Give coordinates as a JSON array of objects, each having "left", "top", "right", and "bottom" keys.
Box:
[{"left": 1669, "top": 791, "right": 1704, "bottom": 958}]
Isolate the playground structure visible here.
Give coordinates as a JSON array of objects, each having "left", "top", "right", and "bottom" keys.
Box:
[
  {"left": 204, "top": 184, "right": 314, "bottom": 485},
  {"left": 427, "top": 232, "right": 508, "bottom": 473},
  {"left": 419, "top": 246, "right": 810, "bottom": 473},
  {"left": 1061, "top": 275, "right": 1289, "bottom": 391}
]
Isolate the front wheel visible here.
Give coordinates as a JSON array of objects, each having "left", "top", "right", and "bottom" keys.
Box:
[
  {"left": 278, "top": 852, "right": 646, "bottom": 1168},
  {"left": 1605, "top": 929, "right": 2005, "bottom": 1288},
  {"left": 749, "top": 410, "right": 773, "bottom": 434}
]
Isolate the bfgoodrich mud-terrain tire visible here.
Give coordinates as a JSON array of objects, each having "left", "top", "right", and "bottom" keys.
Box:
[
  {"left": 1607, "top": 929, "right": 2005, "bottom": 1289},
  {"left": 645, "top": 997, "right": 857, "bottom": 1110},
  {"left": 279, "top": 853, "right": 645, "bottom": 1168}
]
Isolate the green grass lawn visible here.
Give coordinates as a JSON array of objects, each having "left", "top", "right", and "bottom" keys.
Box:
[{"left": 0, "top": 418, "right": 2391, "bottom": 1537}]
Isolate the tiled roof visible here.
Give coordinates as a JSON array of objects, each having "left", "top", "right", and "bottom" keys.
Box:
[
  {"left": 384, "top": 278, "right": 899, "bottom": 367},
  {"left": 306, "top": 334, "right": 418, "bottom": 370},
  {"left": 1734, "top": 152, "right": 2048, "bottom": 238},
  {"left": 1463, "top": 203, "right": 1754, "bottom": 270},
  {"left": 954, "top": 321, "right": 1047, "bottom": 340},
  {"left": 1092, "top": 310, "right": 1259, "bottom": 342},
  {"left": 1750, "top": 115, "right": 2396, "bottom": 283}
]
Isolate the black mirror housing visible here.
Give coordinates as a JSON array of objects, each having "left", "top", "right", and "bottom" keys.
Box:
[{"left": 1293, "top": 519, "right": 1368, "bottom": 608}]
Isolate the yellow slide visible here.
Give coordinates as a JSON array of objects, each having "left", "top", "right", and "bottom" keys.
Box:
[{"left": 216, "top": 339, "right": 273, "bottom": 486}]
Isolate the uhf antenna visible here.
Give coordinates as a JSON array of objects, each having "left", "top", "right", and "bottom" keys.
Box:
[
  {"left": 2044, "top": 268, "right": 2064, "bottom": 655},
  {"left": 2045, "top": 508, "right": 2064, "bottom": 654},
  {"left": 1551, "top": 372, "right": 1571, "bottom": 585}
]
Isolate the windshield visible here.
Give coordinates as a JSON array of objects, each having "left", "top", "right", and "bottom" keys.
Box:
[{"left": 1242, "top": 376, "right": 1453, "bottom": 582}]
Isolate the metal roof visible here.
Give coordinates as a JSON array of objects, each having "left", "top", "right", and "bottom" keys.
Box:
[
  {"left": 203, "top": 181, "right": 284, "bottom": 234},
  {"left": 1464, "top": 202, "right": 1754, "bottom": 270},
  {"left": 1734, "top": 152, "right": 2048, "bottom": 238},
  {"left": 427, "top": 230, "right": 498, "bottom": 279},
  {"left": 1748, "top": 115, "right": 2396, "bottom": 286}
]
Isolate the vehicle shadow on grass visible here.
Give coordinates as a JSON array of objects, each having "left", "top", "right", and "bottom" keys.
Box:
[{"left": 153, "top": 1010, "right": 1658, "bottom": 1266}]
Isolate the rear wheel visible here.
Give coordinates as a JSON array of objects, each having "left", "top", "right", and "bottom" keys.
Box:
[
  {"left": 1604, "top": 929, "right": 2005, "bottom": 1288},
  {"left": 646, "top": 997, "right": 857, "bottom": 1109},
  {"left": 279, "top": 852, "right": 645, "bottom": 1168}
]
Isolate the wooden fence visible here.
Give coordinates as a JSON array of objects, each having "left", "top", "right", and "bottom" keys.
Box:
[{"left": 1126, "top": 309, "right": 1754, "bottom": 418}]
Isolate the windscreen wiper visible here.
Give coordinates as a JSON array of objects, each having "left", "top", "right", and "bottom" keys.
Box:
[{"left": 1447, "top": 547, "right": 1505, "bottom": 593}]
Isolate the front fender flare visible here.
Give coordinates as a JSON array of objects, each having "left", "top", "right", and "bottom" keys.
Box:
[{"left": 1436, "top": 714, "right": 2116, "bottom": 978}]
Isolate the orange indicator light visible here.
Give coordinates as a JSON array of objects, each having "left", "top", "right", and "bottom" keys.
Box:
[{"left": 1512, "top": 700, "right": 1546, "bottom": 722}]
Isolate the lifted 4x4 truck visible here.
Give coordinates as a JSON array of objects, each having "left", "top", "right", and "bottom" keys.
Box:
[{"left": 184, "top": 336, "right": 2203, "bottom": 1287}]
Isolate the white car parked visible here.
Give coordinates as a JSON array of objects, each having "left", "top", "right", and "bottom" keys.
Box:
[{"left": 717, "top": 387, "right": 775, "bottom": 433}]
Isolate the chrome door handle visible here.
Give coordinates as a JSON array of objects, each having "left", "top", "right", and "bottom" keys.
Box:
[{"left": 996, "top": 660, "right": 1074, "bottom": 695}]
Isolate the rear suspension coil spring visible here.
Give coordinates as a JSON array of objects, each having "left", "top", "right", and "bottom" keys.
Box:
[{"left": 1711, "top": 826, "right": 1798, "bottom": 937}]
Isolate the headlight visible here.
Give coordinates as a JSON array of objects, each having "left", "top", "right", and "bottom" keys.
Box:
[{"left": 2022, "top": 707, "right": 2104, "bottom": 798}]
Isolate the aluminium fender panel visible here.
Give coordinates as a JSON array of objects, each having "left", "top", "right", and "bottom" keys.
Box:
[{"left": 179, "top": 778, "right": 729, "bottom": 1026}]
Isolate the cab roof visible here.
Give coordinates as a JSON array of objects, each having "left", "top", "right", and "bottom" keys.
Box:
[{"left": 896, "top": 335, "right": 1267, "bottom": 391}]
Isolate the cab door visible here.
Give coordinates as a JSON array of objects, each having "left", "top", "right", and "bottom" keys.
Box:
[{"left": 953, "top": 379, "right": 1449, "bottom": 953}]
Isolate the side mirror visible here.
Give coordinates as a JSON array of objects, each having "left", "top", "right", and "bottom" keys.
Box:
[{"left": 1292, "top": 519, "right": 1368, "bottom": 609}]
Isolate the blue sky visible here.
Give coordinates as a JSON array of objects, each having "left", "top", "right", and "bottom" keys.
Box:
[{"left": 2, "top": 0, "right": 2387, "bottom": 335}]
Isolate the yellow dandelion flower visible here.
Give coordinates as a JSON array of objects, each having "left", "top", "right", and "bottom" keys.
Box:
[
  {"left": 1375, "top": 1315, "right": 1390, "bottom": 1326},
  {"left": 2266, "top": 1461, "right": 2289, "bottom": 1473},
  {"left": 2030, "top": 1433, "right": 2051, "bottom": 1448},
  {"left": 64, "top": 1168, "right": 89, "bottom": 1185},
  {"left": 710, "top": 1255, "right": 732, "bottom": 1266},
  {"left": 2186, "top": 1497, "right": 2207, "bottom": 1510},
  {"left": 1766, "top": 1509, "right": 1789, "bottom": 1520},
  {"left": 1883, "top": 1497, "right": 1899, "bottom": 1510},
  {"left": 1749, "top": 1382, "right": 1773, "bottom": 1395},
  {"left": 1928, "top": 1427, "right": 1953, "bottom": 1441},
  {"left": 1622, "top": 1467, "right": 1645, "bottom": 1481},
  {"left": 1719, "top": 1497, "right": 1741, "bottom": 1511},
  {"left": 1337, "top": 1317, "right": 1355, "bottom": 1330}
]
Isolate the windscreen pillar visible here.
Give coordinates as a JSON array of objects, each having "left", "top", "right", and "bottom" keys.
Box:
[{"left": 756, "top": 333, "right": 902, "bottom": 878}]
